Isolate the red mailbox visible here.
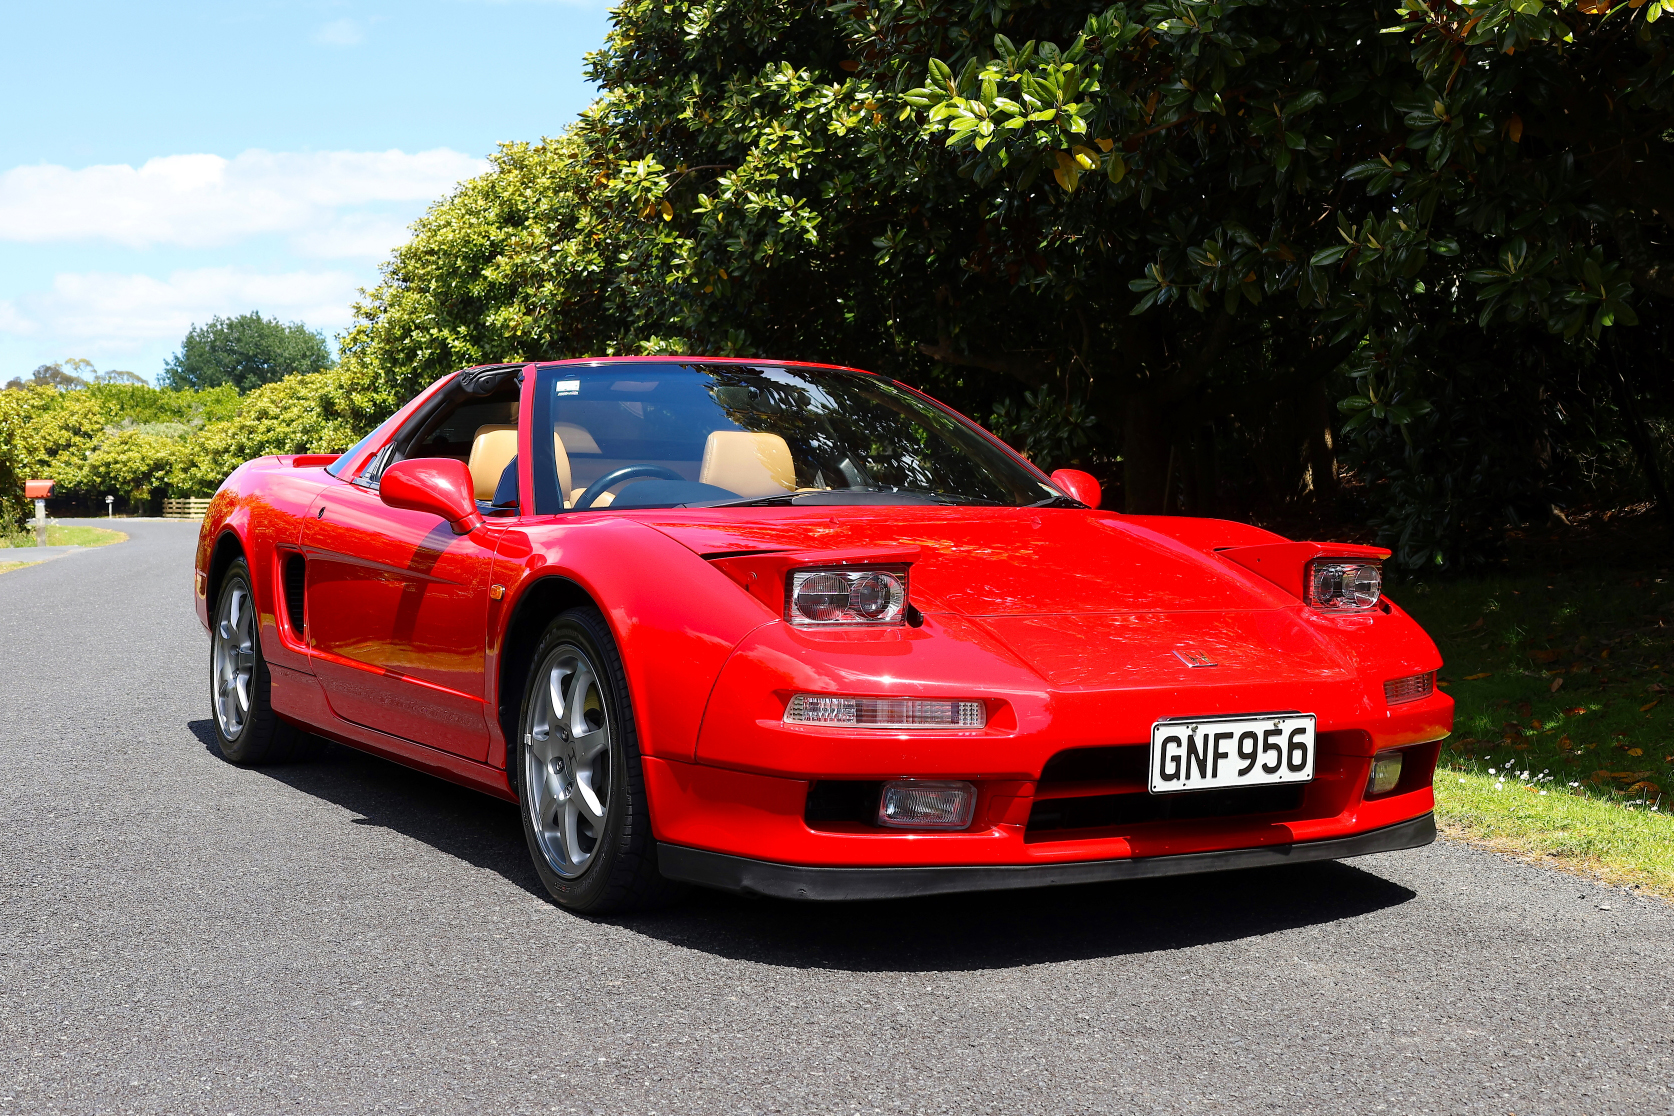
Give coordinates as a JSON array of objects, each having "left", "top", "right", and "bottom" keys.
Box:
[{"left": 24, "top": 479, "right": 55, "bottom": 499}]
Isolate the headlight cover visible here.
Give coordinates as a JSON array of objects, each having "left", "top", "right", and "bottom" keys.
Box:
[
  {"left": 1305, "top": 559, "right": 1382, "bottom": 611},
  {"left": 786, "top": 566, "right": 907, "bottom": 626}
]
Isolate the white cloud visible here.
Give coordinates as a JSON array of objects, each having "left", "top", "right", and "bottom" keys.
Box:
[
  {"left": 314, "top": 19, "right": 365, "bottom": 46},
  {"left": 0, "top": 148, "right": 486, "bottom": 257},
  {"left": 0, "top": 268, "right": 363, "bottom": 355}
]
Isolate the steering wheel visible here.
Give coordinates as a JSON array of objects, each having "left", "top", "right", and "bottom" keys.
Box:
[{"left": 574, "top": 464, "right": 684, "bottom": 509}]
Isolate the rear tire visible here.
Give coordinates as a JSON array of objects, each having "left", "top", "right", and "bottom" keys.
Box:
[
  {"left": 210, "top": 557, "right": 311, "bottom": 765},
  {"left": 513, "top": 606, "right": 685, "bottom": 914}
]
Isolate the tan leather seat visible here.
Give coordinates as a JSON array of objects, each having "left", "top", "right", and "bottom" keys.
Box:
[
  {"left": 468, "top": 425, "right": 575, "bottom": 507},
  {"left": 699, "top": 431, "right": 795, "bottom": 498},
  {"left": 467, "top": 425, "right": 518, "bottom": 501}
]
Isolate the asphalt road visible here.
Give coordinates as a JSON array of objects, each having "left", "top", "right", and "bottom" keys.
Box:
[{"left": 3, "top": 519, "right": 1672, "bottom": 1116}]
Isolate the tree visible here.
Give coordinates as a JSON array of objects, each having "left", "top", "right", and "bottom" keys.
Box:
[
  {"left": 337, "top": 0, "right": 1674, "bottom": 566},
  {"left": 5, "top": 362, "right": 89, "bottom": 391},
  {"left": 162, "top": 312, "right": 334, "bottom": 393}
]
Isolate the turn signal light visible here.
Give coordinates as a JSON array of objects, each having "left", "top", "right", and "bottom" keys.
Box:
[
  {"left": 786, "top": 567, "right": 907, "bottom": 626},
  {"left": 784, "top": 694, "right": 986, "bottom": 729},
  {"left": 877, "top": 780, "right": 977, "bottom": 829},
  {"left": 1305, "top": 559, "right": 1383, "bottom": 611},
  {"left": 1384, "top": 671, "right": 1435, "bottom": 705}
]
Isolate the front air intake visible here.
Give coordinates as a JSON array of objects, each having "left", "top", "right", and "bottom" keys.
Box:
[{"left": 283, "top": 553, "right": 306, "bottom": 637}]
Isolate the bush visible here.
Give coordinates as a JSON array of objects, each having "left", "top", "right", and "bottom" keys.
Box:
[{"left": 0, "top": 372, "right": 383, "bottom": 523}]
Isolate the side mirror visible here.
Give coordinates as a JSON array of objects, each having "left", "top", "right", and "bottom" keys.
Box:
[
  {"left": 1049, "top": 468, "right": 1102, "bottom": 509},
  {"left": 380, "top": 458, "right": 484, "bottom": 535}
]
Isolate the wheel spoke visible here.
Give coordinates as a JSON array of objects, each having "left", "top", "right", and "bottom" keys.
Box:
[
  {"left": 566, "top": 663, "right": 597, "bottom": 740},
  {"left": 573, "top": 772, "right": 606, "bottom": 826},
  {"left": 548, "top": 660, "right": 574, "bottom": 722},
  {"left": 572, "top": 726, "right": 608, "bottom": 763},
  {"left": 562, "top": 796, "right": 585, "bottom": 865}
]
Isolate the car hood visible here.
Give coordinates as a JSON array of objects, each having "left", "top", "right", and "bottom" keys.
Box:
[{"left": 641, "top": 508, "right": 1357, "bottom": 688}]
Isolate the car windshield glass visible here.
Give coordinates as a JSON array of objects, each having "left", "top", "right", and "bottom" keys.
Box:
[{"left": 527, "top": 363, "right": 1056, "bottom": 514}]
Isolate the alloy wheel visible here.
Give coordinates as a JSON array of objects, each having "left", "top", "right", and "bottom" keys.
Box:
[
  {"left": 524, "top": 644, "right": 613, "bottom": 878},
  {"left": 213, "top": 581, "right": 255, "bottom": 739}
]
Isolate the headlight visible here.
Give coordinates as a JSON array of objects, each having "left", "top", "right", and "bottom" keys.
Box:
[
  {"left": 1305, "top": 559, "right": 1382, "bottom": 611},
  {"left": 786, "top": 567, "right": 907, "bottom": 626}
]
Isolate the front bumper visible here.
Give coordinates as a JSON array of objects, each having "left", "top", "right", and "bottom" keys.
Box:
[{"left": 658, "top": 812, "right": 1436, "bottom": 901}]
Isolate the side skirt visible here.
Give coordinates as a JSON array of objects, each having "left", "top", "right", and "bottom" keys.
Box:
[
  {"left": 268, "top": 661, "right": 516, "bottom": 802},
  {"left": 657, "top": 813, "right": 1437, "bottom": 901}
]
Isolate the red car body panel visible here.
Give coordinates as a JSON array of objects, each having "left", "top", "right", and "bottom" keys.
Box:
[{"left": 195, "top": 357, "right": 1451, "bottom": 895}]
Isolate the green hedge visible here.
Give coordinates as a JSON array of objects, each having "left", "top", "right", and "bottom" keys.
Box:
[{"left": 0, "top": 366, "right": 393, "bottom": 521}]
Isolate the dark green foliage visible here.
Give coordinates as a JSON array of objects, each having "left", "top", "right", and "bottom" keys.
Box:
[
  {"left": 162, "top": 312, "right": 334, "bottom": 393},
  {"left": 329, "top": 0, "right": 1674, "bottom": 567}
]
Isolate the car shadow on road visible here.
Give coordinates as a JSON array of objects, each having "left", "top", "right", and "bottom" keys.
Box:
[
  {"left": 630, "top": 860, "right": 1417, "bottom": 971},
  {"left": 190, "top": 719, "right": 1419, "bottom": 971},
  {"left": 188, "top": 719, "right": 547, "bottom": 898}
]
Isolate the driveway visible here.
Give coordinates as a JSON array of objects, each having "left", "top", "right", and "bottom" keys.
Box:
[{"left": 2, "top": 518, "right": 1671, "bottom": 1114}]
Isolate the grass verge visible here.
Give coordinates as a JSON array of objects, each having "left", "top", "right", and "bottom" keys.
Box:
[
  {"left": 0, "top": 560, "right": 42, "bottom": 575},
  {"left": 1434, "top": 770, "right": 1674, "bottom": 899},
  {"left": 1398, "top": 567, "right": 1674, "bottom": 898},
  {"left": 0, "top": 525, "right": 128, "bottom": 549}
]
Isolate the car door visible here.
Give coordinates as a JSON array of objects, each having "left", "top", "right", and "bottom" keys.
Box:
[{"left": 297, "top": 387, "right": 519, "bottom": 762}]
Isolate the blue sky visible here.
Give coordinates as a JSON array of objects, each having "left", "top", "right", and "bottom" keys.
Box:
[{"left": 0, "top": 0, "right": 612, "bottom": 382}]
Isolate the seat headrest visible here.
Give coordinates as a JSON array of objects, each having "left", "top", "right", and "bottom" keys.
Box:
[
  {"left": 699, "top": 431, "right": 795, "bottom": 498},
  {"left": 468, "top": 425, "right": 519, "bottom": 501}
]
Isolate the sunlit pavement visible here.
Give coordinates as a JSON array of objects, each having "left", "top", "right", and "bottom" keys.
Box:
[{"left": 2, "top": 519, "right": 1671, "bottom": 1115}]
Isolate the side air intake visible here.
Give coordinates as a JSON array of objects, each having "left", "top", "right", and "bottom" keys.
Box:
[{"left": 283, "top": 553, "right": 307, "bottom": 637}]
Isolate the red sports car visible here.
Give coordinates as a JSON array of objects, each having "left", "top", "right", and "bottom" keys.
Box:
[{"left": 196, "top": 357, "right": 1451, "bottom": 913}]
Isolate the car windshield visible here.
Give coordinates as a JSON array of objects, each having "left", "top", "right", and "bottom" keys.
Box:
[{"left": 526, "top": 363, "right": 1059, "bottom": 514}]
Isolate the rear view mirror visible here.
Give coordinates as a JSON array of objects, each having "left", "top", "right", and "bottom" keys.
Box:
[
  {"left": 380, "top": 458, "right": 484, "bottom": 534},
  {"left": 1049, "top": 468, "right": 1101, "bottom": 509}
]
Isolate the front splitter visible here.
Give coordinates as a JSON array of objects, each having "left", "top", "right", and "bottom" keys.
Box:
[{"left": 657, "top": 813, "right": 1437, "bottom": 901}]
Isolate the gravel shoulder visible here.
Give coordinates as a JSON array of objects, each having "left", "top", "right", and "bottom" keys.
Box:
[{"left": 2, "top": 519, "right": 1671, "bottom": 1115}]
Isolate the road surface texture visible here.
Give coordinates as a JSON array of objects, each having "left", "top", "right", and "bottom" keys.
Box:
[{"left": 2, "top": 519, "right": 1671, "bottom": 1116}]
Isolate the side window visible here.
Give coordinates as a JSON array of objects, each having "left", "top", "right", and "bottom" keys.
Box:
[{"left": 357, "top": 388, "right": 521, "bottom": 499}]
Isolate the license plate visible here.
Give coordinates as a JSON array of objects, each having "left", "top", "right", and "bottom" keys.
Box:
[{"left": 1149, "top": 712, "right": 1315, "bottom": 794}]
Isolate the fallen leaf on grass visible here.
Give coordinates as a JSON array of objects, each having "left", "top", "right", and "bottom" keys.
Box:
[
  {"left": 1602, "top": 649, "right": 1612, "bottom": 660},
  {"left": 1629, "top": 781, "right": 1661, "bottom": 794},
  {"left": 1464, "top": 672, "right": 1492, "bottom": 680},
  {"left": 1627, "top": 748, "right": 1644, "bottom": 756},
  {"left": 1531, "top": 648, "right": 1562, "bottom": 663},
  {"left": 1564, "top": 707, "right": 1588, "bottom": 716},
  {"left": 1641, "top": 700, "right": 1659, "bottom": 712},
  {"left": 1551, "top": 677, "right": 1565, "bottom": 693}
]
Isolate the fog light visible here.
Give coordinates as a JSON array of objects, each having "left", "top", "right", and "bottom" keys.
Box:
[
  {"left": 1367, "top": 752, "right": 1404, "bottom": 797},
  {"left": 784, "top": 694, "right": 986, "bottom": 729},
  {"left": 1384, "top": 671, "right": 1435, "bottom": 705},
  {"left": 877, "top": 780, "right": 977, "bottom": 829}
]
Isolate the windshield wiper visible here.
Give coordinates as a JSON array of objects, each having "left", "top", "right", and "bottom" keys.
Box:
[
  {"left": 1028, "top": 494, "right": 1086, "bottom": 509},
  {"left": 692, "top": 488, "right": 1004, "bottom": 509},
  {"left": 689, "top": 492, "right": 804, "bottom": 509}
]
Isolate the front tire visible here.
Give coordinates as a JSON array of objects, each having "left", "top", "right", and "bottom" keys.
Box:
[
  {"left": 514, "top": 607, "right": 683, "bottom": 914},
  {"left": 210, "top": 557, "right": 309, "bottom": 765}
]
